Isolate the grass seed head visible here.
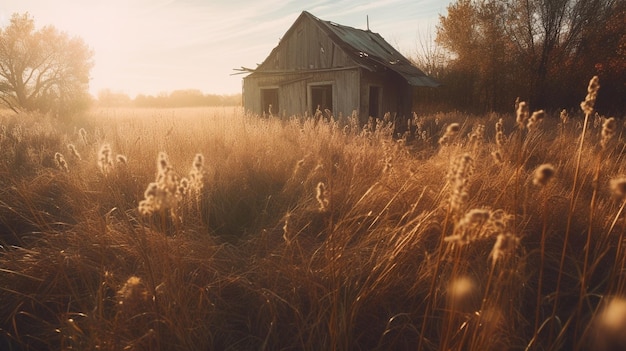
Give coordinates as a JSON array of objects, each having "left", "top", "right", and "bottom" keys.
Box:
[
  {"left": 144, "top": 182, "right": 158, "bottom": 199},
  {"left": 447, "top": 276, "right": 477, "bottom": 310},
  {"left": 490, "top": 232, "right": 519, "bottom": 266},
  {"left": 610, "top": 177, "right": 626, "bottom": 200},
  {"left": 157, "top": 152, "right": 171, "bottom": 176},
  {"left": 526, "top": 110, "right": 545, "bottom": 132},
  {"left": 439, "top": 123, "right": 460, "bottom": 146},
  {"left": 491, "top": 150, "right": 503, "bottom": 164},
  {"left": 138, "top": 199, "right": 154, "bottom": 215},
  {"left": 495, "top": 118, "right": 504, "bottom": 134},
  {"left": 590, "top": 297, "right": 626, "bottom": 350},
  {"left": 469, "top": 124, "right": 485, "bottom": 144},
  {"left": 516, "top": 101, "right": 529, "bottom": 129},
  {"left": 495, "top": 118, "right": 506, "bottom": 147},
  {"left": 178, "top": 177, "right": 190, "bottom": 197},
  {"left": 54, "top": 152, "right": 69, "bottom": 172},
  {"left": 560, "top": 109, "right": 569, "bottom": 125},
  {"left": 117, "top": 276, "right": 149, "bottom": 315},
  {"left": 533, "top": 164, "right": 555, "bottom": 186},
  {"left": 67, "top": 144, "right": 81, "bottom": 160},
  {"left": 495, "top": 131, "right": 506, "bottom": 148},
  {"left": 98, "top": 144, "right": 114, "bottom": 174},
  {"left": 189, "top": 153, "right": 205, "bottom": 192},
  {"left": 600, "top": 297, "right": 626, "bottom": 332},
  {"left": 581, "top": 76, "right": 600, "bottom": 115},
  {"left": 446, "top": 153, "right": 474, "bottom": 216},
  {"left": 601, "top": 117, "right": 617, "bottom": 149},
  {"left": 138, "top": 151, "right": 184, "bottom": 215},
  {"left": 448, "top": 208, "right": 491, "bottom": 244},
  {"left": 116, "top": 154, "right": 127, "bottom": 165},
  {"left": 316, "top": 182, "right": 330, "bottom": 211},
  {"left": 78, "top": 128, "right": 87, "bottom": 144},
  {"left": 192, "top": 153, "right": 204, "bottom": 170}
]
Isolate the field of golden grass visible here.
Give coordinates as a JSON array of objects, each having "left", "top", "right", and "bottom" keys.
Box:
[{"left": 1, "top": 80, "right": 626, "bottom": 350}]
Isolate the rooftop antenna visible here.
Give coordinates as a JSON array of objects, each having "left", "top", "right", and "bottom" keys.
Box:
[{"left": 366, "top": 15, "right": 369, "bottom": 31}]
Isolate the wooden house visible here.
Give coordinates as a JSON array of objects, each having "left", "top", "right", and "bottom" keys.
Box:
[{"left": 241, "top": 11, "right": 439, "bottom": 123}]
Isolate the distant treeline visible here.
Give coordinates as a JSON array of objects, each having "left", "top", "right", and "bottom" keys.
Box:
[{"left": 96, "top": 89, "right": 242, "bottom": 108}]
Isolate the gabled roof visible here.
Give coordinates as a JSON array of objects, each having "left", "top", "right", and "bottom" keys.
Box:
[
  {"left": 305, "top": 11, "right": 440, "bottom": 87},
  {"left": 247, "top": 11, "right": 440, "bottom": 88}
]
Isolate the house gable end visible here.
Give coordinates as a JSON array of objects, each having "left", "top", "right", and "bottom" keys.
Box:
[
  {"left": 250, "top": 11, "right": 439, "bottom": 87},
  {"left": 254, "top": 12, "right": 358, "bottom": 73}
]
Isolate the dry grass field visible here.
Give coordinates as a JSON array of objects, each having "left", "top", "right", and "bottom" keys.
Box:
[{"left": 1, "top": 80, "right": 626, "bottom": 350}]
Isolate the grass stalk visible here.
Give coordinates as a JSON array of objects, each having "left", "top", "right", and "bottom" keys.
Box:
[{"left": 549, "top": 111, "right": 589, "bottom": 345}]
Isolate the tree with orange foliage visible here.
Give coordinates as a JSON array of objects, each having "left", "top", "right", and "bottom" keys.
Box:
[{"left": 0, "top": 13, "right": 94, "bottom": 115}]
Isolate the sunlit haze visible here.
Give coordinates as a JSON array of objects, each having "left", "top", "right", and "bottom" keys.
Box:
[{"left": 0, "top": 0, "right": 449, "bottom": 98}]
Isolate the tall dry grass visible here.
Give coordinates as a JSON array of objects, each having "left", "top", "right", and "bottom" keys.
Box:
[{"left": 1, "top": 80, "right": 626, "bottom": 350}]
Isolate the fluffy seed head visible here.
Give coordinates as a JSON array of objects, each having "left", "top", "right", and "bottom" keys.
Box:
[
  {"left": 138, "top": 152, "right": 184, "bottom": 216},
  {"left": 67, "top": 144, "right": 81, "bottom": 160},
  {"left": 447, "top": 276, "right": 477, "bottom": 311},
  {"left": 581, "top": 76, "right": 600, "bottom": 115},
  {"left": 460, "top": 208, "right": 491, "bottom": 227},
  {"left": 117, "top": 276, "right": 149, "bottom": 315},
  {"left": 448, "top": 276, "right": 475, "bottom": 300},
  {"left": 98, "top": 144, "right": 114, "bottom": 174},
  {"left": 469, "top": 124, "right": 485, "bottom": 144},
  {"left": 491, "top": 150, "right": 503, "bottom": 164},
  {"left": 495, "top": 118, "right": 507, "bottom": 147},
  {"left": 600, "top": 297, "right": 626, "bottom": 332},
  {"left": 533, "top": 164, "right": 555, "bottom": 186},
  {"left": 316, "top": 182, "right": 330, "bottom": 211},
  {"left": 54, "top": 152, "right": 69, "bottom": 172},
  {"left": 447, "top": 123, "right": 461, "bottom": 134},
  {"left": 447, "top": 153, "right": 474, "bottom": 215},
  {"left": 446, "top": 208, "right": 512, "bottom": 245},
  {"left": 589, "top": 296, "right": 626, "bottom": 350},
  {"left": 560, "top": 109, "right": 569, "bottom": 125},
  {"left": 188, "top": 153, "right": 205, "bottom": 194},
  {"left": 177, "top": 177, "right": 190, "bottom": 196},
  {"left": 610, "top": 177, "right": 626, "bottom": 200},
  {"left": 192, "top": 153, "right": 204, "bottom": 170},
  {"left": 601, "top": 117, "right": 617, "bottom": 149},
  {"left": 450, "top": 208, "right": 491, "bottom": 244},
  {"left": 78, "top": 128, "right": 87, "bottom": 143},
  {"left": 138, "top": 199, "right": 154, "bottom": 216},
  {"left": 144, "top": 182, "right": 159, "bottom": 199},
  {"left": 516, "top": 101, "right": 529, "bottom": 129},
  {"left": 526, "top": 110, "right": 545, "bottom": 131},
  {"left": 496, "top": 132, "right": 506, "bottom": 148},
  {"left": 116, "top": 154, "right": 127, "bottom": 165},
  {"left": 157, "top": 152, "right": 171, "bottom": 175},
  {"left": 439, "top": 123, "right": 460, "bottom": 146},
  {"left": 495, "top": 118, "right": 504, "bottom": 134},
  {"left": 490, "top": 233, "right": 519, "bottom": 266}
]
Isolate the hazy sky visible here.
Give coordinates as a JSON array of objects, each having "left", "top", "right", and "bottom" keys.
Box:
[{"left": 0, "top": 0, "right": 450, "bottom": 97}]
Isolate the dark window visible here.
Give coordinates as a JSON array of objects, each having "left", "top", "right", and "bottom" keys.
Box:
[
  {"left": 261, "top": 88, "right": 279, "bottom": 115},
  {"left": 368, "top": 86, "right": 381, "bottom": 118},
  {"left": 310, "top": 85, "right": 332, "bottom": 115}
]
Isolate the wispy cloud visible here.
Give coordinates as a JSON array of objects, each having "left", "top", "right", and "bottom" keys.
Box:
[{"left": 0, "top": 0, "right": 449, "bottom": 96}]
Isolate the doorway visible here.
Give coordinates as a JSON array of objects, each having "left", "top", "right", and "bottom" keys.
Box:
[
  {"left": 368, "top": 86, "right": 381, "bottom": 118},
  {"left": 261, "top": 88, "right": 279, "bottom": 115},
  {"left": 310, "top": 84, "right": 333, "bottom": 115}
]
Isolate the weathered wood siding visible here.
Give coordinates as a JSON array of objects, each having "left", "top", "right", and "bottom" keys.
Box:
[
  {"left": 243, "top": 12, "right": 415, "bottom": 126},
  {"left": 259, "top": 18, "right": 354, "bottom": 71},
  {"left": 359, "top": 69, "right": 413, "bottom": 124},
  {"left": 244, "top": 68, "right": 361, "bottom": 117}
]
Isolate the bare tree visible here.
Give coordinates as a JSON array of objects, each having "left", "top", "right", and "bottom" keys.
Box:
[{"left": 411, "top": 26, "right": 448, "bottom": 80}]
